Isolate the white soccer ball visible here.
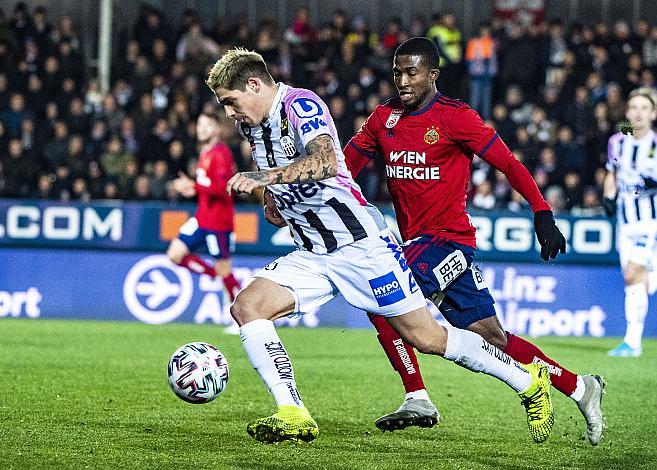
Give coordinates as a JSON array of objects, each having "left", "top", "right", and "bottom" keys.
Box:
[{"left": 167, "top": 342, "right": 229, "bottom": 403}]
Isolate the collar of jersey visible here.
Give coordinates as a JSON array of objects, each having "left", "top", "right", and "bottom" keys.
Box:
[
  {"left": 261, "top": 82, "right": 287, "bottom": 126},
  {"left": 407, "top": 92, "right": 441, "bottom": 116}
]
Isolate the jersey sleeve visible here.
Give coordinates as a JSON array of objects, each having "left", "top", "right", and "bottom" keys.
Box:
[
  {"left": 343, "top": 111, "right": 381, "bottom": 178},
  {"left": 451, "top": 106, "right": 551, "bottom": 213},
  {"left": 285, "top": 91, "right": 335, "bottom": 149},
  {"left": 195, "top": 147, "right": 235, "bottom": 196},
  {"left": 606, "top": 134, "right": 620, "bottom": 172}
]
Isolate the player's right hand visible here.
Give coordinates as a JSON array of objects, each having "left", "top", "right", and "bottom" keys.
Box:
[
  {"left": 263, "top": 188, "right": 286, "bottom": 228},
  {"left": 533, "top": 210, "right": 566, "bottom": 261}
]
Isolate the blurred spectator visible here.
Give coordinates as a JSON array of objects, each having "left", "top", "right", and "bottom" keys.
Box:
[
  {"left": 26, "top": 74, "right": 47, "bottom": 117},
  {"left": 133, "top": 174, "right": 152, "bottom": 200},
  {"left": 35, "top": 172, "right": 55, "bottom": 199},
  {"left": 526, "top": 107, "right": 554, "bottom": 144},
  {"left": 466, "top": 22, "right": 497, "bottom": 120},
  {"left": 86, "top": 119, "right": 108, "bottom": 158},
  {"left": 507, "top": 189, "right": 531, "bottom": 213},
  {"left": 51, "top": 16, "right": 81, "bottom": 52},
  {"left": 102, "top": 179, "right": 120, "bottom": 199},
  {"left": 544, "top": 185, "right": 567, "bottom": 214},
  {"left": 1, "top": 92, "right": 31, "bottom": 138},
  {"left": 98, "top": 93, "right": 126, "bottom": 134},
  {"left": 131, "top": 93, "right": 158, "bottom": 139},
  {"left": 134, "top": 8, "right": 171, "bottom": 60},
  {"left": 499, "top": 23, "right": 538, "bottom": 95},
  {"left": 471, "top": 180, "right": 495, "bottom": 210},
  {"left": 150, "top": 159, "right": 170, "bottom": 200},
  {"left": 553, "top": 125, "right": 586, "bottom": 173},
  {"left": 66, "top": 134, "right": 88, "bottom": 177},
  {"left": 642, "top": 25, "right": 657, "bottom": 68},
  {"left": 139, "top": 117, "right": 173, "bottom": 165},
  {"left": 84, "top": 78, "right": 103, "bottom": 115},
  {"left": 564, "top": 86, "right": 594, "bottom": 143},
  {"left": 67, "top": 97, "right": 90, "bottom": 135},
  {"left": 70, "top": 176, "right": 91, "bottom": 202},
  {"left": 10, "top": 2, "right": 33, "bottom": 46},
  {"left": 100, "top": 135, "right": 134, "bottom": 178},
  {"left": 504, "top": 85, "right": 533, "bottom": 125},
  {"left": 4, "top": 138, "right": 36, "bottom": 197},
  {"left": 120, "top": 116, "right": 139, "bottom": 155},
  {"left": 571, "top": 187, "right": 606, "bottom": 216},
  {"left": 118, "top": 158, "right": 139, "bottom": 198},
  {"left": 427, "top": 12, "right": 463, "bottom": 97},
  {"left": 42, "top": 120, "right": 70, "bottom": 170},
  {"left": 176, "top": 20, "right": 219, "bottom": 62},
  {"left": 562, "top": 172, "right": 583, "bottom": 210}
]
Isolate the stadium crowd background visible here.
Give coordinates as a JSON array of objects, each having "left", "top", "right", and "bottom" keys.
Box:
[{"left": 0, "top": 2, "right": 654, "bottom": 215}]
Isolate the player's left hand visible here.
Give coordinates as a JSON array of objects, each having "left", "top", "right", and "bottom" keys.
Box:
[
  {"left": 533, "top": 210, "right": 566, "bottom": 261},
  {"left": 226, "top": 171, "right": 270, "bottom": 194}
]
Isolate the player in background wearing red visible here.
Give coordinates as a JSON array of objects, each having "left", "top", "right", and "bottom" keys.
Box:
[
  {"left": 343, "top": 37, "right": 606, "bottom": 445},
  {"left": 167, "top": 112, "right": 242, "bottom": 323}
]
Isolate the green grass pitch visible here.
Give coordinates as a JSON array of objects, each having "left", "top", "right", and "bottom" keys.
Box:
[{"left": 1, "top": 319, "right": 656, "bottom": 469}]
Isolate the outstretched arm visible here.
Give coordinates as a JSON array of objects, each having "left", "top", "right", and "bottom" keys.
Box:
[{"left": 226, "top": 134, "right": 338, "bottom": 194}]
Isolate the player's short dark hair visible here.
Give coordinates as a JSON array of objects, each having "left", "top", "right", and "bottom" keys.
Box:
[{"left": 394, "top": 37, "right": 441, "bottom": 69}]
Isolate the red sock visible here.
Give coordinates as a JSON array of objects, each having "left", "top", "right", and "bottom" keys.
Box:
[
  {"left": 368, "top": 313, "right": 426, "bottom": 393},
  {"left": 222, "top": 273, "right": 241, "bottom": 302},
  {"left": 179, "top": 254, "right": 216, "bottom": 277},
  {"left": 504, "top": 332, "right": 578, "bottom": 397}
]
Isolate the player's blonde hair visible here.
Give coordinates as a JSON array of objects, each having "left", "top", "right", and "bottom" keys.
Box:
[
  {"left": 205, "top": 47, "right": 274, "bottom": 92},
  {"left": 628, "top": 87, "right": 657, "bottom": 109}
]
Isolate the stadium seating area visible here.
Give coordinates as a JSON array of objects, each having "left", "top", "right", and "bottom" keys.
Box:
[{"left": 0, "top": 2, "right": 654, "bottom": 213}]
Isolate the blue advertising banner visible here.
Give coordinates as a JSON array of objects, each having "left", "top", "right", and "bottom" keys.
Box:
[
  {"left": 1, "top": 247, "right": 654, "bottom": 337},
  {"left": 0, "top": 199, "right": 621, "bottom": 264}
]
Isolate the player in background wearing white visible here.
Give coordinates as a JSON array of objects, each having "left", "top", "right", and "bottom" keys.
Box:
[
  {"left": 603, "top": 87, "right": 657, "bottom": 357},
  {"left": 206, "top": 48, "right": 555, "bottom": 445}
]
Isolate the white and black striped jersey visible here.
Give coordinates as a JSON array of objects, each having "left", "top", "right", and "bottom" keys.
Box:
[
  {"left": 238, "top": 83, "right": 383, "bottom": 254},
  {"left": 607, "top": 130, "right": 657, "bottom": 225}
]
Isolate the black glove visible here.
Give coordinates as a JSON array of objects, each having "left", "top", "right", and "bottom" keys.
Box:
[
  {"left": 533, "top": 210, "right": 566, "bottom": 261},
  {"left": 601, "top": 197, "right": 617, "bottom": 217}
]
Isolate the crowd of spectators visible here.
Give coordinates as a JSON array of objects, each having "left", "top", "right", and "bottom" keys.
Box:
[{"left": 0, "top": 2, "right": 654, "bottom": 215}]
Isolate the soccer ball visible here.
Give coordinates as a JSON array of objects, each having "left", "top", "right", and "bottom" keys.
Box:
[{"left": 167, "top": 342, "right": 229, "bottom": 403}]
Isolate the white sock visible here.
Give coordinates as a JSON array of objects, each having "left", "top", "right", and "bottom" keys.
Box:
[
  {"left": 443, "top": 327, "right": 532, "bottom": 393},
  {"left": 240, "top": 319, "right": 304, "bottom": 408},
  {"left": 623, "top": 283, "right": 648, "bottom": 349},
  {"left": 405, "top": 389, "right": 430, "bottom": 401},
  {"left": 570, "top": 375, "right": 585, "bottom": 402}
]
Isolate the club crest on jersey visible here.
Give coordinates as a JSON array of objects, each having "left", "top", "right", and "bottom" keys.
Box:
[
  {"left": 386, "top": 109, "right": 403, "bottom": 129},
  {"left": 280, "top": 135, "right": 297, "bottom": 158},
  {"left": 424, "top": 126, "right": 440, "bottom": 144}
]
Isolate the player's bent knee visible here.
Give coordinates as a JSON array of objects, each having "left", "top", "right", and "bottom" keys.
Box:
[{"left": 230, "top": 290, "right": 271, "bottom": 325}]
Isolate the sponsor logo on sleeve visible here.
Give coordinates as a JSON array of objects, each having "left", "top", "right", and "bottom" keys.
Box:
[
  {"left": 300, "top": 117, "right": 328, "bottom": 135},
  {"left": 369, "top": 271, "right": 406, "bottom": 307},
  {"left": 291, "top": 98, "right": 323, "bottom": 118},
  {"left": 386, "top": 109, "right": 403, "bottom": 128}
]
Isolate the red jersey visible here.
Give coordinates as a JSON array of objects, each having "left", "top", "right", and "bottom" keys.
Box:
[
  {"left": 344, "top": 93, "right": 550, "bottom": 246},
  {"left": 194, "top": 142, "right": 236, "bottom": 231}
]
